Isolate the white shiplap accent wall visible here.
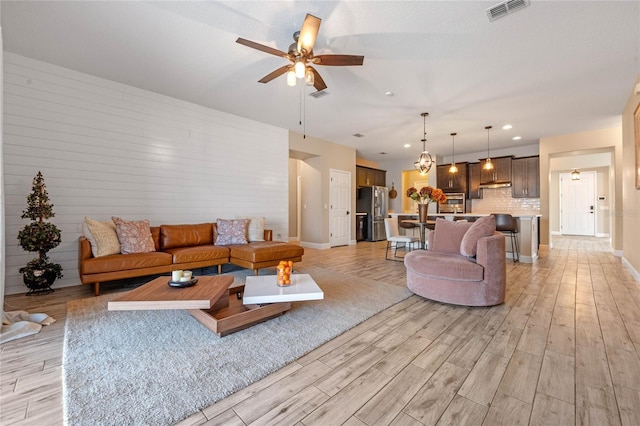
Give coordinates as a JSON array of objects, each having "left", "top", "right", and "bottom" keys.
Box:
[{"left": 3, "top": 53, "right": 289, "bottom": 295}]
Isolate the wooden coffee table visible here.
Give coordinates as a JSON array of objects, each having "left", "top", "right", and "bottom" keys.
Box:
[{"left": 107, "top": 275, "right": 291, "bottom": 336}]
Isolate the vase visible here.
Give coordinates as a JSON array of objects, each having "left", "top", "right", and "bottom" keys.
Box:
[
  {"left": 418, "top": 203, "right": 429, "bottom": 223},
  {"left": 23, "top": 269, "right": 56, "bottom": 296}
]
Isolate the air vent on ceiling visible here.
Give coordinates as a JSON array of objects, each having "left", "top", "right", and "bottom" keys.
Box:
[
  {"left": 487, "top": 0, "right": 530, "bottom": 21},
  {"left": 352, "top": 133, "right": 365, "bottom": 138},
  {"left": 309, "top": 90, "right": 329, "bottom": 99}
]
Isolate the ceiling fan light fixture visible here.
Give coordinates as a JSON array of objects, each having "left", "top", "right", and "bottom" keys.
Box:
[
  {"left": 294, "top": 60, "right": 306, "bottom": 78},
  {"left": 414, "top": 113, "right": 434, "bottom": 176},
  {"left": 286, "top": 69, "right": 297, "bottom": 86},
  {"left": 304, "top": 67, "right": 314, "bottom": 86}
]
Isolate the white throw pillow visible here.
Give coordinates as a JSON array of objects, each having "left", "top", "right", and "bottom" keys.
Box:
[{"left": 236, "top": 216, "right": 265, "bottom": 242}]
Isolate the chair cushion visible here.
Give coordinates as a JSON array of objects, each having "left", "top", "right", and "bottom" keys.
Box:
[
  {"left": 430, "top": 218, "right": 472, "bottom": 254},
  {"left": 460, "top": 216, "right": 496, "bottom": 257},
  {"left": 160, "top": 223, "right": 213, "bottom": 249},
  {"left": 164, "top": 245, "right": 229, "bottom": 263},
  {"left": 404, "top": 251, "right": 484, "bottom": 282},
  {"left": 81, "top": 252, "right": 172, "bottom": 274}
]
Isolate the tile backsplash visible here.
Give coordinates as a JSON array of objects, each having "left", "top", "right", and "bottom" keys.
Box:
[{"left": 470, "top": 188, "right": 540, "bottom": 214}]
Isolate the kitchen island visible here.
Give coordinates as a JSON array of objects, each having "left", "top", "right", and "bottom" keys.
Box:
[{"left": 389, "top": 212, "right": 540, "bottom": 263}]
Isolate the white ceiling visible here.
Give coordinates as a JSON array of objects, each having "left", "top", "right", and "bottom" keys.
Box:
[{"left": 2, "top": 1, "right": 639, "bottom": 162}]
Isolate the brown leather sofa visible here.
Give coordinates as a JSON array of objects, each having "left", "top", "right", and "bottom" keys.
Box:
[{"left": 79, "top": 222, "right": 304, "bottom": 296}]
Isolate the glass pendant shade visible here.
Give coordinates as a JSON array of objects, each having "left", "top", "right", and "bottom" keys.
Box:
[
  {"left": 413, "top": 113, "right": 433, "bottom": 176},
  {"left": 571, "top": 169, "right": 580, "bottom": 180},
  {"left": 483, "top": 126, "right": 494, "bottom": 171},
  {"left": 449, "top": 132, "right": 458, "bottom": 174},
  {"left": 286, "top": 69, "right": 297, "bottom": 86},
  {"left": 294, "top": 61, "right": 306, "bottom": 78},
  {"left": 304, "top": 67, "right": 314, "bottom": 86}
]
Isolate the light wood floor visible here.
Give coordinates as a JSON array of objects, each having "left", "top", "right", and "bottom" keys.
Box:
[{"left": 2, "top": 236, "right": 640, "bottom": 425}]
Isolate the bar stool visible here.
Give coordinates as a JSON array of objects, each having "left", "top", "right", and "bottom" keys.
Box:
[
  {"left": 493, "top": 214, "right": 519, "bottom": 262},
  {"left": 397, "top": 215, "right": 419, "bottom": 237}
]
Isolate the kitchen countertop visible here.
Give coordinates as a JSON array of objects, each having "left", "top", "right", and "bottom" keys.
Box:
[{"left": 389, "top": 212, "right": 541, "bottom": 218}]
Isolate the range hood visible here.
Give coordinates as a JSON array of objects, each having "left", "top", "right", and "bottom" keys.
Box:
[{"left": 479, "top": 181, "right": 512, "bottom": 189}]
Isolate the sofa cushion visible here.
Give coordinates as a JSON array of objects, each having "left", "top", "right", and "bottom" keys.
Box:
[
  {"left": 112, "top": 217, "right": 156, "bottom": 254},
  {"left": 430, "top": 218, "right": 473, "bottom": 254},
  {"left": 160, "top": 223, "right": 213, "bottom": 250},
  {"left": 230, "top": 241, "right": 304, "bottom": 263},
  {"left": 83, "top": 217, "right": 121, "bottom": 257},
  {"left": 163, "top": 245, "right": 229, "bottom": 264},
  {"left": 215, "top": 219, "right": 249, "bottom": 245},
  {"left": 460, "top": 216, "right": 496, "bottom": 257},
  {"left": 404, "top": 251, "right": 484, "bottom": 282},
  {"left": 81, "top": 252, "right": 172, "bottom": 274},
  {"left": 236, "top": 216, "right": 266, "bottom": 242}
]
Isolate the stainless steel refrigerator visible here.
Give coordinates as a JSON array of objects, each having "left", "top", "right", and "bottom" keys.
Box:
[{"left": 357, "top": 186, "right": 389, "bottom": 241}]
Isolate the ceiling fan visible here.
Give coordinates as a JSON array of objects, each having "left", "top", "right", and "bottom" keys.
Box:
[{"left": 236, "top": 13, "right": 364, "bottom": 92}]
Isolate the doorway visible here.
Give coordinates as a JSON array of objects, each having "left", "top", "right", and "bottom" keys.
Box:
[
  {"left": 560, "top": 171, "right": 596, "bottom": 236},
  {"left": 329, "top": 169, "right": 351, "bottom": 247}
]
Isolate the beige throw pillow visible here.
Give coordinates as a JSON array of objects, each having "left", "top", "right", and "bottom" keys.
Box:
[
  {"left": 83, "top": 217, "right": 121, "bottom": 257},
  {"left": 236, "top": 216, "right": 265, "bottom": 242},
  {"left": 112, "top": 217, "right": 156, "bottom": 254}
]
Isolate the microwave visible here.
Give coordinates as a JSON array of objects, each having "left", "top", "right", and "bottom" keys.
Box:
[{"left": 438, "top": 193, "right": 465, "bottom": 213}]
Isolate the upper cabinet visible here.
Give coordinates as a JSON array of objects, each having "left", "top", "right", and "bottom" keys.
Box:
[
  {"left": 436, "top": 163, "right": 468, "bottom": 193},
  {"left": 512, "top": 156, "right": 540, "bottom": 198},
  {"left": 356, "top": 166, "right": 386, "bottom": 187},
  {"left": 480, "top": 155, "right": 513, "bottom": 186},
  {"left": 468, "top": 162, "right": 483, "bottom": 199}
]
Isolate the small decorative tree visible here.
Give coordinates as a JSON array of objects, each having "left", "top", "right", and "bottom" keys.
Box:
[{"left": 17, "top": 171, "right": 63, "bottom": 295}]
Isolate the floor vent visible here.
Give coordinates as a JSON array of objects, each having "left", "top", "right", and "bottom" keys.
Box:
[
  {"left": 309, "top": 90, "right": 329, "bottom": 99},
  {"left": 487, "top": 0, "right": 530, "bottom": 21}
]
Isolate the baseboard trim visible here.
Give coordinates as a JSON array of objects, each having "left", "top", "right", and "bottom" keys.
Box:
[
  {"left": 613, "top": 249, "right": 623, "bottom": 257},
  {"left": 595, "top": 233, "right": 610, "bottom": 238},
  {"left": 349, "top": 239, "right": 358, "bottom": 246},
  {"left": 622, "top": 257, "right": 640, "bottom": 284},
  {"left": 551, "top": 231, "right": 562, "bottom": 236},
  {"left": 300, "top": 242, "right": 331, "bottom": 250},
  {"left": 288, "top": 236, "right": 300, "bottom": 242}
]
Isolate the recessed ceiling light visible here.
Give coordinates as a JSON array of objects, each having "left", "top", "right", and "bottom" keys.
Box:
[
  {"left": 502, "top": 124, "right": 512, "bottom": 130},
  {"left": 385, "top": 91, "right": 394, "bottom": 97},
  {"left": 404, "top": 144, "right": 411, "bottom": 148},
  {"left": 513, "top": 136, "right": 522, "bottom": 140},
  {"left": 379, "top": 152, "right": 387, "bottom": 155}
]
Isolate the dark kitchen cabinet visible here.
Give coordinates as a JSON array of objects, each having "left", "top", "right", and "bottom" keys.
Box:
[
  {"left": 356, "top": 166, "right": 386, "bottom": 187},
  {"left": 468, "top": 162, "right": 483, "bottom": 199},
  {"left": 480, "top": 156, "right": 513, "bottom": 185},
  {"left": 512, "top": 156, "right": 540, "bottom": 198},
  {"left": 436, "top": 163, "right": 468, "bottom": 193}
]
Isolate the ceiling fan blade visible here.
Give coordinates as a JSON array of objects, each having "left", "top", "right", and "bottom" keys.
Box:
[
  {"left": 258, "top": 65, "right": 290, "bottom": 84},
  {"left": 236, "top": 38, "right": 288, "bottom": 58},
  {"left": 313, "top": 54, "right": 364, "bottom": 66},
  {"left": 309, "top": 66, "right": 327, "bottom": 92},
  {"left": 297, "top": 14, "right": 321, "bottom": 54}
]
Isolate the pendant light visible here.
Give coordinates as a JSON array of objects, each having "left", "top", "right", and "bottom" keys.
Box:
[
  {"left": 449, "top": 132, "right": 458, "bottom": 174},
  {"left": 414, "top": 112, "right": 434, "bottom": 176},
  {"left": 571, "top": 169, "right": 581, "bottom": 180},
  {"left": 483, "top": 125, "right": 494, "bottom": 171}
]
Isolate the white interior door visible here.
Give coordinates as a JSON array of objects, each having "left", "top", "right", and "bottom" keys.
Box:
[
  {"left": 560, "top": 171, "right": 596, "bottom": 236},
  {"left": 330, "top": 169, "right": 351, "bottom": 247}
]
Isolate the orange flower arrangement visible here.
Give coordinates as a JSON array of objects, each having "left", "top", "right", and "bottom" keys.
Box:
[{"left": 406, "top": 186, "right": 447, "bottom": 205}]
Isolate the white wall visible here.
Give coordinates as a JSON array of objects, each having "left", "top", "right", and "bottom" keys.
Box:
[
  {"left": 2, "top": 53, "right": 289, "bottom": 295},
  {"left": 1, "top": 13, "right": 6, "bottom": 309},
  {"left": 622, "top": 73, "right": 640, "bottom": 280}
]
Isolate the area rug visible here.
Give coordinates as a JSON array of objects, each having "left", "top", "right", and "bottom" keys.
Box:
[{"left": 62, "top": 266, "right": 411, "bottom": 425}]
